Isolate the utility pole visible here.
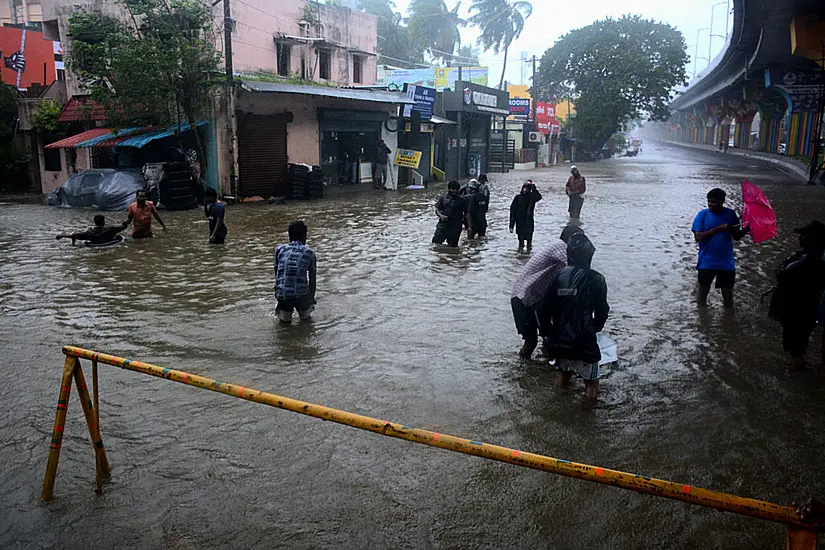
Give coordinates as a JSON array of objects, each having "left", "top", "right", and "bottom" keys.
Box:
[
  {"left": 456, "top": 66, "right": 463, "bottom": 180},
  {"left": 223, "top": 0, "right": 238, "bottom": 201},
  {"left": 693, "top": 28, "right": 709, "bottom": 79},
  {"left": 531, "top": 55, "right": 537, "bottom": 167}
]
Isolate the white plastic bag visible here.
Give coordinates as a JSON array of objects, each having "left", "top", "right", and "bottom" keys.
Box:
[{"left": 597, "top": 332, "right": 618, "bottom": 366}]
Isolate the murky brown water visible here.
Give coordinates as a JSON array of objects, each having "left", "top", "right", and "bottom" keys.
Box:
[{"left": 2, "top": 143, "right": 825, "bottom": 548}]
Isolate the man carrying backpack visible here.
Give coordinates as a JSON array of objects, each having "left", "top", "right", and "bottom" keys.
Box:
[
  {"left": 537, "top": 233, "right": 609, "bottom": 400},
  {"left": 768, "top": 220, "right": 825, "bottom": 372}
]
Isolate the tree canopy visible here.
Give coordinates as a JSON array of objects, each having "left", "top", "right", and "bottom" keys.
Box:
[
  {"left": 358, "top": 0, "right": 425, "bottom": 67},
  {"left": 69, "top": 0, "right": 222, "bottom": 169},
  {"left": 407, "top": 0, "right": 466, "bottom": 66},
  {"left": 533, "top": 15, "right": 687, "bottom": 149},
  {"left": 468, "top": 0, "right": 532, "bottom": 88}
]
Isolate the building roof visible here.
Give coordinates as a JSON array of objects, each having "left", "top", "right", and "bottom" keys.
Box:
[
  {"left": 44, "top": 128, "right": 113, "bottom": 149},
  {"left": 46, "top": 121, "right": 207, "bottom": 149},
  {"left": 240, "top": 80, "right": 415, "bottom": 105},
  {"left": 56, "top": 97, "right": 109, "bottom": 123}
]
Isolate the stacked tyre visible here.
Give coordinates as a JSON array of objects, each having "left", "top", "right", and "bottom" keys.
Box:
[
  {"left": 289, "top": 164, "right": 310, "bottom": 200},
  {"left": 160, "top": 161, "right": 199, "bottom": 210},
  {"left": 308, "top": 166, "right": 324, "bottom": 199}
]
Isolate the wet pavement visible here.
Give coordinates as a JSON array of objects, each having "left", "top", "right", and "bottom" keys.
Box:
[{"left": 1, "top": 142, "right": 824, "bottom": 548}]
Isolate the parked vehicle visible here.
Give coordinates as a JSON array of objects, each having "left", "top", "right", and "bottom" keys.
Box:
[{"left": 46, "top": 169, "right": 148, "bottom": 211}]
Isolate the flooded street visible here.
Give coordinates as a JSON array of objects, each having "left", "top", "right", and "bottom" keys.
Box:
[{"left": 2, "top": 142, "right": 825, "bottom": 548}]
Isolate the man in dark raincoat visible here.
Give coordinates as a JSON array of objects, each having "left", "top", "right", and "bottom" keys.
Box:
[
  {"left": 465, "top": 179, "right": 489, "bottom": 239},
  {"left": 538, "top": 233, "right": 609, "bottom": 400},
  {"left": 509, "top": 180, "right": 542, "bottom": 252},
  {"left": 432, "top": 180, "right": 468, "bottom": 247}
]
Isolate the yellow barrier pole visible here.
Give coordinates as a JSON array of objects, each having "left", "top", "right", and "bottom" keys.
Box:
[
  {"left": 41, "top": 356, "right": 76, "bottom": 501},
  {"left": 72, "top": 359, "right": 110, "bottom": 492},
  {"left": 58, "top": 346, "right": 818, "bottom": 543}
]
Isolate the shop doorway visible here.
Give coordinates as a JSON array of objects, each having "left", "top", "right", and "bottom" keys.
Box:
[{"left": 320, "top": 130, "right": 379, "bottom": 185}]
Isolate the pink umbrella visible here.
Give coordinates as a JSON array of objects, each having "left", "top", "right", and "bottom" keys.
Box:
[{"left": 741, "top": 180, "right": 776, "bottom": 244}]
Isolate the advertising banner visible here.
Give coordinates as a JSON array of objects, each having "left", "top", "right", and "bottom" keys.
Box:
[
  {"left": 1, "top": 27, "right": 61, "bottom": 90},
  {"left": 535, "top": 102, "right": 559, "bottom": 134},
  {"left": 402, "top": 84, "right": 436, "bottom": 120},
  {"left": 395, "top": 148, "right": 422, "bottom": 168},
  {"left": 508, "top": 98, "right": 531, "bottom": 119},
  {"left": 765, "top": 69, "right": 824, "bottom": 112},
  {"left": 434, "top": 67, "right": 488, "bottom": 90}
]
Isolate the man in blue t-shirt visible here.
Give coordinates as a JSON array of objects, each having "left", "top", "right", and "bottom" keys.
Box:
[{"left": 691, "top": 188, "right": 749, "bottom": 308}]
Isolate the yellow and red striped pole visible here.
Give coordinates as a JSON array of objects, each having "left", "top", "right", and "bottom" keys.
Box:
[
  {"left": 52, "top": 346, "right": 820, "bottom": 547},
  {"left": 41, "top": 356, "right": 76, "bottom": 501}
]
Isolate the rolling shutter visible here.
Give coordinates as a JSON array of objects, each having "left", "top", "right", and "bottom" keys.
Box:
[{"left": 236, "top": 112, "right": 288, "bottom": 197}]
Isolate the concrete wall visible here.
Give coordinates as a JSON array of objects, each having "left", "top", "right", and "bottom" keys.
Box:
[{"left": 38, "top": 137, "right": 92, "bottom": 193}]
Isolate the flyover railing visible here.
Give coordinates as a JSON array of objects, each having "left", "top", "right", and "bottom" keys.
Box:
[{"left": 43, "top": 346, "right": 822, "bottom": 549}]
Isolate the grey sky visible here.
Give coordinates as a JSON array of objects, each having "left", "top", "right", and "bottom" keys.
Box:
[{"left": 392, "top": 0, "right": 733, "bottom": 86}]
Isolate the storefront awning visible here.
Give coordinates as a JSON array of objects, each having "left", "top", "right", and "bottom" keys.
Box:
[
  {"left": 430, "top": 115, "right": 457, "bottom": 125},
  {"left": 58, "top": 121, "right": 208, "bottom": 149},
  {"left": 240, "top": 80, "right": 415, "bottom": 105},
  {"left": 44, "top": 128, "right": 113, "bottom": 149}
]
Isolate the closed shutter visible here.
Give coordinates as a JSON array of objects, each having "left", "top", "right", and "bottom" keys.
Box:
[{"left": 237, "top": 113, "right": 288, "bottom": 197}]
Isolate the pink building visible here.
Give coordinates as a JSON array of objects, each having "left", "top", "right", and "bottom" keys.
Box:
[{"left": 234, "top": 0, "right": 378, "bottom": 86}]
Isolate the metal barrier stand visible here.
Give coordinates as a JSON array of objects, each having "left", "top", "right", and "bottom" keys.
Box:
[{"left": 42, "top": 346, "right": 821, "bottom": 548}]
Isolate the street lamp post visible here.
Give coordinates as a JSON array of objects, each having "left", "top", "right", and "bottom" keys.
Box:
[
  {"left": 694, "top": 28, "right": 709, "bottom": 79},
  {"left": 709, "top": 1, "right": 727, "bottom": 64}
]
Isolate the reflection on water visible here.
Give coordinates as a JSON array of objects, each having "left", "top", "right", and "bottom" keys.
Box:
[{"left": 2, "top": 143, "right": 825, "bottom": 548}]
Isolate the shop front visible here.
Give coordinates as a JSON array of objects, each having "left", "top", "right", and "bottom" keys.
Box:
[{"left": 438, "top": 81, "right": 510, "bottom": 179}]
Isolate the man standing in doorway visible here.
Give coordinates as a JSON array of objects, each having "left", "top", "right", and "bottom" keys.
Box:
[
  {"left": 126, "top": 189, "right": 167, "bottom": 238},
  {"left": 691, "top": 188, "right": 749, "bottom": 308},
  {"left": 274, "top": 221, "right": 317, "bottom": 324},
  {"left": 374, "top": 138, "right": 391, "bottom": 189},
  {"left": 565, "top": 165, "right": 586, "bottom": 219}
]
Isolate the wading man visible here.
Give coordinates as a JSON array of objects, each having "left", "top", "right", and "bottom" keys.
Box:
[
  {"left": 565, "top": 166, "right": 586, "bottom": 219},
  {"left": 204, "top": 188, "right": 227, "bottom": 244},
  {"left": 126, "top": 189, "right": 167, "bottom": 238},
  {"left": 433, "top": 180, "right": 467, "bottom": 247},
  {"left": 538, "top": 233, "right": 609, "bottom": 400},
  {"left": 274, "top": 221, "right": 317, "bottom": 324},
  {"left": 465, "top": 178, "right": 489, "bottom": 239},
  {"left": 509, "top": 180, "right": 542, "bottom": 252},
  {"left": 56, "top": 214, "right": 128, "bottom": 246},
  {"left": 691, "top": 188, "right": 749, "bottom": 308}
]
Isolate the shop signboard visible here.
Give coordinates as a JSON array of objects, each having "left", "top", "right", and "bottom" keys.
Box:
[
  {"left": 395, "top": 148, "right": 422, "bottom": 168},
  {"left": 402, "top": 84, "right": 436, "bottom": 120},
  {"left": 404, "top": 122, "right": 435, "bottom": 133},
  {"left": 765, "top": 69, "right": 824, "bottom": 112},
  {"left": 508, "top": 98, "right": 531, "bottom": 119},
  {"left": 536, "top": 102, "right": 559, "bottom": 134}
]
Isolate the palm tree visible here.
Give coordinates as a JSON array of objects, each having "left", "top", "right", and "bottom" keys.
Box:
[
  {"left": 407, "top": 0, "right": 466, "bottom": 66},
  {"left": 468, "top": 0, "right": 532, "bottom": 88}
]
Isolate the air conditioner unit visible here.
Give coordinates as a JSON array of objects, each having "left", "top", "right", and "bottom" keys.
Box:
[{"left": 528, "top": 131, "right": 542, "bottom": 143}]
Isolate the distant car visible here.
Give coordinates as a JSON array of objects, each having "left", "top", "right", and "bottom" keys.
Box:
[
  {"left": 778, "top": 143, "right": 787, "bottom": 154},
  {"left": 46, "top": 168, "right": 149, "bottom": 211}
]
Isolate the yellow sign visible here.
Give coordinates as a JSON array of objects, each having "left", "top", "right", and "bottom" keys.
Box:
[
  {"left": 395, "top": 148, "right": 422, "bottom": 168},
  {"left": 404, "top": 122, "right": 435, "bottom": 133}
]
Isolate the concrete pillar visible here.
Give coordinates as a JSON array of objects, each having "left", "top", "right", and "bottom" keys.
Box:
[{"left": 788, "top": 111, "right": 817, "bottom": 157}]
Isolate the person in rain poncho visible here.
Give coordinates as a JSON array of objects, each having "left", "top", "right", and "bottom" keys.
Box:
[
  {"left": 509, "top": 179, "right": 542, "bottom": 252},
  {"left": 565, "top": 166, "right": 586, "bottom": 219},
  {"left": 432, "top": 180, "right": 468, "bottom": 247},
  {"left": 537, "top": 233, "right": 609, "bottom": 400},
  {"left": 465, "top": 178, "right": 489, "bottom": 239}
]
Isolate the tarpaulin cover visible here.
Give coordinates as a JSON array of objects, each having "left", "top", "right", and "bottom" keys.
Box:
[
  {"left": 46, "top": 169, "right": 147, "bottom": 211},
  {"left": 741, "top": 180, "right": 776, "bottom": 244}
]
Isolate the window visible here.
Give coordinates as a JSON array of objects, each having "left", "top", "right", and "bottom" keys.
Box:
[
  {"left": 319, "top": 49, "right": 331, "bottom": 80},
  {"left": 353, "top": 55, "right": 362, "bottom": 84},
  {"left": 276, "top": 43, "right": 290, "bottom": 77},
  {"left": 43, "top": 147, "right": 62, "bottom": 172}
]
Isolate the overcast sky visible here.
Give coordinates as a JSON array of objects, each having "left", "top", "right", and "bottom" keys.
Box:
[{"left": 392, "top": 0, "right": 734, "bottom": 86}]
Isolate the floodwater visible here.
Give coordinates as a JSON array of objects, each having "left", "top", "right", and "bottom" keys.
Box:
[{"left": 1, "top": 143, "right": 824, "bottom": 549}]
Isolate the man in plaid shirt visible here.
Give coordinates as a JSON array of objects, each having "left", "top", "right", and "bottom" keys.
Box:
[
  {"left": 511, "top": 226, "right": 583, "bottom": 358},
  {"left": 274, "top": 221, "right": 317, "bottom": 324}
]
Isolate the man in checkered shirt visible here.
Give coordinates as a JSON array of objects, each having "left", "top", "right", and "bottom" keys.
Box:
[
  {"left": 274, "top": 221, "right": 317, "bottom": 324},
  {"left": 511, "top": 225, "right": 583, "bottom": 359}
]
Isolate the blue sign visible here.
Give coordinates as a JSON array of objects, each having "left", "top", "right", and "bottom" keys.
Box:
[
  {"left": 403, "top": 84, "right": 436, "bottom": 121},
  {"left": 509, "top": 98, "right": 531, "bottom": 118}
]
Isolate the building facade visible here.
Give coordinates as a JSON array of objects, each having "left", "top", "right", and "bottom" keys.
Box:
[{"left": 0, "top": 0, "right": 43, "bottom": 26}]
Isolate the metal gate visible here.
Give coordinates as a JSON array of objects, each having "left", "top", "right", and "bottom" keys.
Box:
[
  {"left": 236, "top": 112, "right": 288, "bottom": 197},
  {"left": 489, "top": 136, "right": 515, "bottom": 173}
]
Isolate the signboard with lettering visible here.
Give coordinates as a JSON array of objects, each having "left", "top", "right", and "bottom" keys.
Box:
[
  {"left": 378, "top": 66, "right": 489, "bottom": 92},
  {"left": 395, "top": 148, "right": 422, "bottom": 168},
  {"left": 765, "top": 69, "right": 824, "bottom": 112},
  {"left": 404, "top": 122, "right": 435, "bottom": 133},
  {"left": 442, "top": 82, "right": 510, "bottom": 115},
  {"left": 508, "top": 98, "right": 531, "bottom": 119},
  {"left": 535, "top": 101, "right": 559, "bottom": 135},
  {"left": 402, "top": 84, "right": 436, "bottom": 120}
]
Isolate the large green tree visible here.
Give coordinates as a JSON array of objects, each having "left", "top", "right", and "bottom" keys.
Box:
[
  {"left": 407, "top": 0, "right": 466, "bottom": 66},
  {"left": 358, "top": 0, "right": 425, "bottom": 67},
  {"left": 468, "top": 0, "right": 532, "bottom": 88},
  {"left": 68, "top": 0, "right": 221, "bottom": 173},
  {"left": 456, "top": 44, "right": 480, "bottom": 65},
  {"left": 533, "top": 15, "right": 687, "bottom": 150}
]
